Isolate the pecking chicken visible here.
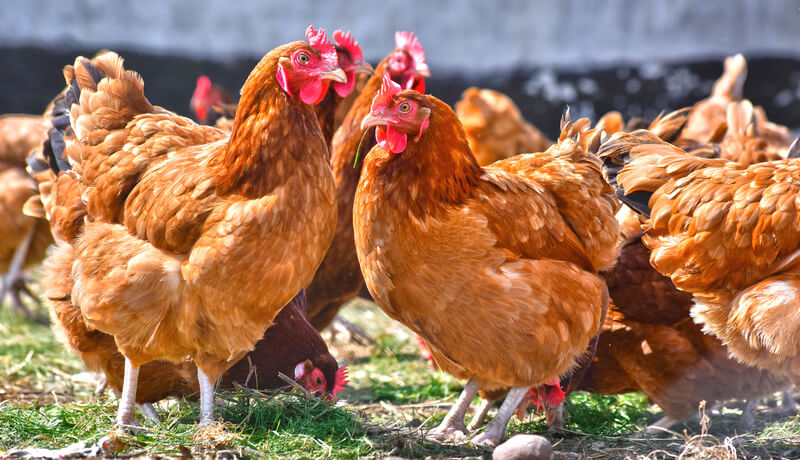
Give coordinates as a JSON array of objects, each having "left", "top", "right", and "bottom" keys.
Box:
[
  {"left": 39, "top": 26, "right": 343, "bottom": 427},
  {"left": 304, "top": 31, "right": 430, "bottom": 331},
  {"left": 353, "top": 75, "right": 619, "bottom": 445},
  {"left": 599, "top": 120, "right": 800, "bottom": 392},
  {"left": 0, "top": 115, "right": 53, "bottom": 316},
  {"left": 454, "top": 87, "right": 552, "bottom": 166}
]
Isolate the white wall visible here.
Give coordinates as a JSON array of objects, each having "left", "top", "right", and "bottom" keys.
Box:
[{"left": 2, "top": 0, "right": 799, "bottom": 70}]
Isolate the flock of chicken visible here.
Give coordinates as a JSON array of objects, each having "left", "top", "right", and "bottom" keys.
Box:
[{"left": 2, "top": 26, "right": 800, "bottom": 448}]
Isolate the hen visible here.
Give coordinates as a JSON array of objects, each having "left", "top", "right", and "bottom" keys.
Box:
[
  {"left": 353, "top": 76, "right": 619, "bottom": 445},
  {"left": 40, "top": 27, "right": 342, "bottom": 426},
  {"left": 454, "top": 87, "right": 552, "bottom": 166},
  {"left": 599, "top": 122, "right": 800, "bottom": 391},
  {"left": 0, "top": 115, "right": 52, "bottom": 315},
  {"left": 304, "top": 31, "right": 429, "bottom": 331},
  {"left": 190, "top": 30, "right": 372, "bottom": 145}
]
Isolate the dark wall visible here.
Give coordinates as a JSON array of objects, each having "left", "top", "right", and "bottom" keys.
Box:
[{"left": 1, "top": 46, "right": 798, "bottom": 140}]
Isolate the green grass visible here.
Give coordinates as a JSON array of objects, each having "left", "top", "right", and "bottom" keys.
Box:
[{"left": 2, "top": 294, "right": 800, "bottom": 458}]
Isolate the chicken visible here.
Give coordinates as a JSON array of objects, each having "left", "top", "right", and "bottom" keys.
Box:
[
  {"left": 718, "top": 100, "right": 787, "bottom": 164},
  {"left": 576, "top": 236, "right": 793, "bottom": 433},
  {"left": 304, "top": 31, "right": 430, "bottom": 331},
  {"left": 44, "top": 239, "right": 346, "bottom": 414},
  {"left": 353, "top": 75, "right": 619, "bottom": 445},
  {"left": 39, "top": 26, "right": 342, "bottom": 427},
  {"left": 189, "top": 75, "right": 234, "bottom": 126},
  {"left": 454, "top": 87, "right": 552, "bottom": 165},
  {"left": 190, "top": 29, "right": 372, "bottom": 146},
  {"left": 599, "top": 126, "right": 800, "bottom": 390},
  {"left": 680, "top": 53, "right": 747, "bottom": 143},
  {"left": 0, "top": 114, "right": 53, "bottom": 316}
]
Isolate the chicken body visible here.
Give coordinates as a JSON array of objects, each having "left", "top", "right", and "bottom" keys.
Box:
[
  {"left": 580, "top": 236, "right": 792, "bottom": 429},
  {"left": 354, "top": 84, "right": 619, "bottom": 444},
  {"left": 43, "top": 38, "right": 339, "bottom": 425}
]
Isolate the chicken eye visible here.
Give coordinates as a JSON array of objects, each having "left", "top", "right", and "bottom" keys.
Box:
[
  {"left": 398, "top": 102, "right": 411, "bottom": 113},
  {"left": 315, "top": 377, "right": 323, "bottom": 385},
  {"left": 297, "top": 52, "right": 311, "bottom": 65}
]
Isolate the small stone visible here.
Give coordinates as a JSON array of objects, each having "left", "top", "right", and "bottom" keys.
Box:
[
  {"left": 407, "top": 417, "right": 422, "bottom": 428},
  {"left": 492, "top": 434, "right": 553, "bottom": 460}
]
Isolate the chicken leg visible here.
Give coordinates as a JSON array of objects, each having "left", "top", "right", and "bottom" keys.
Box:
[
  {"left": 117, "top": 357, "right": 140, "bottom": 428},
  {"left": 429, "top": 378, "right": 478, "bottom": 441},
  {"left": 471, "top": 386, "right": 529, "bottom": 446},
  {"left": 197, "top": 367, "right": 216, "bottom": 424},
  {"left": 467, "top": 397, "right": 494, "bottom": 431},
  {"left": 0, "top": 226, "right": 39, "bottom": 317}
]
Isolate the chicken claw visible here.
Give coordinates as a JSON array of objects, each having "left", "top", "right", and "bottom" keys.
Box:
[
  {"left": 429, "top": 379, "right": 478, "bottom": 442},
  {"left": 471, "top": 386, "right": 528, "bottom": 446}
]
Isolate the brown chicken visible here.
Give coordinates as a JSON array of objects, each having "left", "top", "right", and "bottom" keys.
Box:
[
  {"left": 39, "top": 27, "right": 342, "bottom": 426},
  {"left": 454, "top": 87, "right": 552, "bottom": 165},
  {"left": 680, "top": 53, "right": 747, "bottom": 143},
  {"left": 190, "top": 29, "right": 372, "bottom": 146},
  {"left": 353, "top": 76, "right": 619, "bottom": 445},
  {"left": 599, "top": 123, "right": 800, "bottom": 391},
  {"left": 304, "top": 31, "right": 430, "bottom": 331},
  {"left": 0, "top": 115, "right": 53, "bottom": 315}
]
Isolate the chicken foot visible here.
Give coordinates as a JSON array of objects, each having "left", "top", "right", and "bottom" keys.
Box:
[
  {"left": 0, "top": 226, "right": 39, "bottom": 317},
  {"left": 137, "top": 403, "right": 160, "bottom": 423},
  {"left": 197, "top": 367, "right": 216, "bottom": 424},
  {"left": 471, "top": 386, "right": 529, "bottom": 446},
  {"left": 429, "top": 378, "right": 478, "bottom": 441},
  {"left": 736, "top": 398, "right": 758, "bottom": 431},
  {"left": 643, "top": 415, "right": 679, "bottom": 435}
]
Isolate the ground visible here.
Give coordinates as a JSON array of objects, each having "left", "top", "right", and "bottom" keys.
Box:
[{"left": 1, "top": 273, "right": 799, "bottom": 459}]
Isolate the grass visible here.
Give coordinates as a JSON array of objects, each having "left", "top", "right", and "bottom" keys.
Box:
[{"left": 1, "top": 290, "right": 800, "bottom": 458}]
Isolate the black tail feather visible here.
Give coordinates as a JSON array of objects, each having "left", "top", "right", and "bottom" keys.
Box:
[
  {"left": 599, "top": 131, "right": 655, "bottom": 218},
  {"left": 41, "top": 92, "right": 72, "bottom": 174}
]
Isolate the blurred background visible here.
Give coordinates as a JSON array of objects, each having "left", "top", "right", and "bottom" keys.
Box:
[{"left": 2, "top": 0, "right": 800, "bottom": 137}]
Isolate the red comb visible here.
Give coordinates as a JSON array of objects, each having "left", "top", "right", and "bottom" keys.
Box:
[
  {"left": 195, "top": 75, "right": 211, "bottom": 93},
  {"left": 371, "top": 72, "right": 402, "bottom": 112},
  {"left": 333, "top": 30, "right": 363, "bottom": 63},
  {"left": 331, "top": 366, "right": 349, "bottom": 399},
  {"left": 305, "top": 25, "right": 337, "bottom": 64},
  {"left": 395, "top": 31, "right": 426, "bottom": 67}
]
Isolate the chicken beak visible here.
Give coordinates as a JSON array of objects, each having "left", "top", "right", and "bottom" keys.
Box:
[
  {"left": 354, "top": 61, "right": 374, "bottom": 75},
  {"left": 361, "top": 113, "right": 389, "bottom": 130},
  {"left": 416, "top": 62, "right": 431, "bottom": 78},
  {"left": 320, "top": 67, "right": 347, "bottom": 83}
]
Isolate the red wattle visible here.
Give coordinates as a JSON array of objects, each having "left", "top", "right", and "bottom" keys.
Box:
[
  {"left": 376, "top": 125, "right": 407, "bottom": 153},
  {"left": 334, "top": 71, "right": 356, "bottom": 97},
  {"left": 299, "top": 79, "right": 331, "bottom": 105}
]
